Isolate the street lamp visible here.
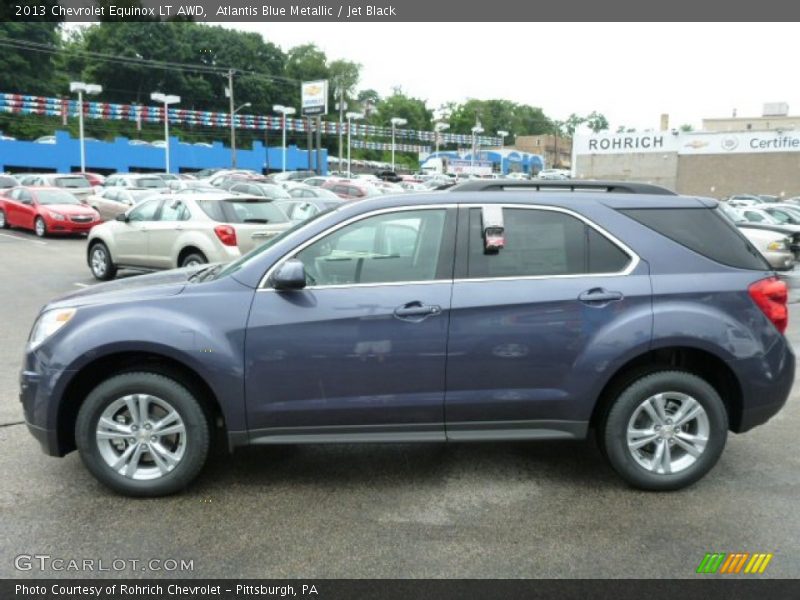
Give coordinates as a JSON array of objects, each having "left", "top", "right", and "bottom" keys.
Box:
[
  {"left": 434, "top": 122, "right": 449, "bottom": 155},
  {"left": 390, "top": 117, "right": 407, "bottom": 171},
  {"left": 345, "top": 111, "right": 363, "bottom": 176},
  {"left": 497, "top": 130, "right": 509, "bottom": 174},
  {"left": 150, "top": 92, "right": 180, "bottom": 173},
  {"left": 273, "top": 105, "right": 296, "bottom": 173},
  {"left": 230, "top": 102, "right": 251, "bottom": 169},
  {"left": 69, "top": 82, "right": 102, "bottom": 173},
  {"left": 471, "top": 125, "right": 484, "bottom": 170}
]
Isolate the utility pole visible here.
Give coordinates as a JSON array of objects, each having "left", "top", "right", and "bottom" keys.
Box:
[
  {"left": 227, "top": 69, "right": 236, "bottom": 168},
  {"left": 307, "top": 116, "right": 313, "bottom": 170},
  {"left": 315, "top": 116, "right": 322, "bottom": 175},
  {"left": 337, "top": 89, "right": 345, "bottom": 171}
]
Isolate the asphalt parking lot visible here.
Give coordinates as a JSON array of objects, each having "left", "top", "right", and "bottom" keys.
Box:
[{"left": 1, "top": 228, "right": 799, "bottom": 579}]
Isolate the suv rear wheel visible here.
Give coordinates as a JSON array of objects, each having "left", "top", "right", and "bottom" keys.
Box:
[
  {"left": 602, "top": 370, "right": 728, "bottom": 491},
  {"left": 180, "top": 251, "right": 207, "bottom": 268},
  {"left": 75, "top": 372, "right": 210, "bottom": 497}
]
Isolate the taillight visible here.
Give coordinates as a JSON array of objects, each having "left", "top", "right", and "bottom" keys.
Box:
[
  {"left": 214, "top": 224, "right": 237, "bottom": 247},
  {"left": 748, "top": 276, "right": 788, "bottom": 334}
]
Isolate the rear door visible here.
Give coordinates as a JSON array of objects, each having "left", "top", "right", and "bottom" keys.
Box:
[{"left": 445, "top": 204, "right": 652, "bottom": 440}]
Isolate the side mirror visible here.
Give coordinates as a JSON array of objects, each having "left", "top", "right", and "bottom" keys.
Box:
[
  {"left": 270, "top": 258, "right": 307, "bottom": 291},
  {"left": 115, "top": 213, "right": 129, "bottom": 223}
]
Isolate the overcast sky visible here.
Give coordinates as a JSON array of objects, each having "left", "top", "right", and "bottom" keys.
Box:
[{"left": 225, "top": 22, "right": 799, "bottom": 132}]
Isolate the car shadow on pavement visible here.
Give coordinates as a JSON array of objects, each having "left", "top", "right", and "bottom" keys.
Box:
[{"left": 192, "top": 438, "right": 618, "bottom": 493}]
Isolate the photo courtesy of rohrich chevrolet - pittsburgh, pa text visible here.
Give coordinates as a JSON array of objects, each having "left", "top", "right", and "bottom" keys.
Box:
[{"left": 1, "top": 1, "right": 799, "bottom": 599}]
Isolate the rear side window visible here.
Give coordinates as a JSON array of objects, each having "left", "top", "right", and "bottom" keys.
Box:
[
  {"left": 621, "top": 208, "right": 769, "bottom": 270},
  {"left": 55, "top": 176, "right": 90, "bottom": 189},
  {"left": 467, "top": 208, "right": 631, "bottom": 278},
  {"left": 197, "top": 199, "right": 288, "bottom": 224}
]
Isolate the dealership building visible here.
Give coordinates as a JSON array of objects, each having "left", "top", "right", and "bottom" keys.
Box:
[{"left": 572, "top": 109, "right": 800, "bottom": 198}]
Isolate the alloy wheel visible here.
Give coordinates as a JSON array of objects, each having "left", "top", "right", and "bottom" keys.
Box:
[
  {"left": 626, "top": 392, "right": 710, "bottom": 475},
  {"left": 91, "top": 246, "right": 107, "bottom": 277},
  {"left": 95, "top": 394, "right": 187, "bottom": 480}
]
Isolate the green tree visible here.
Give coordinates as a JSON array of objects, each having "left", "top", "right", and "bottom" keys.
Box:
[
  {"left": 585, "top": 111, "right": 609, "bottom": 133},
  {"left": 679, "top": 123, "right": 694, "bottom": 132},
  {"left": 328, "top": 59, "right": 360, "bottom": 108},
  {"left": 0, "top": 22, "right": 61, "bottom": 96}
]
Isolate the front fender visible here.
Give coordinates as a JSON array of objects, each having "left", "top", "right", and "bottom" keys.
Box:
[{"left": 32, "top": 277, "right": 253, "bottom": 435}]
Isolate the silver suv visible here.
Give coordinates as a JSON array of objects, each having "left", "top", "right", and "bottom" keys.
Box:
[{"left": 86, "top": 193, "right": 291, "bottom": 280}]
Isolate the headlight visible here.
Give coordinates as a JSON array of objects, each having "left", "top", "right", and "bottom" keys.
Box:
[
  {"left": 29, "top": 308, "right": 77, "bottom": 349},
  {"left": 48, "top": 211, "right": 66, "bottom": 221},
  {"left": 767, "top": 240, "right": 788, "bottom": 251}
]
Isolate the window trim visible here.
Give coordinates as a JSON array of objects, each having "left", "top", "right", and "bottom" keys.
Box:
[
  {"left": 455, "top": 204, "right": 640, "bottom": 283},
  {"left": 259, "top": 204, "right": 458, "bottom": 290}
]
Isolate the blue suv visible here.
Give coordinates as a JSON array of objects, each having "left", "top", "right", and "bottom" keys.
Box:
[{"left": 20, "top": 181, "right": 794, "bottom": 496}]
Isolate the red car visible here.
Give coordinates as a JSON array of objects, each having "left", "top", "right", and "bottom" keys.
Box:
[
  {"left": 0, "top": 186, "right": 101, "bottom": 237},
  {"left": 83, "top": 172, "right": 106, "bottom": 187},
  {"left": 321, "top": 179, "right": 382, "bottom": 200}
]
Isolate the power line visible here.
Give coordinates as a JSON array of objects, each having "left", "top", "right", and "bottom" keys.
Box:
[{"left": 0, "top": 37, "right": 301, "bottom": 86}]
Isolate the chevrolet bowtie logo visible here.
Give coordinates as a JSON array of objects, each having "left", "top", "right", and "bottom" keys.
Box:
[{"left": 697, "top": 552, "right": 773, "bottom": 574}]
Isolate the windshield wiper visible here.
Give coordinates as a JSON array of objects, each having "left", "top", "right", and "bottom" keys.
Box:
[{"left": 188, "top": 264, "right": 222, "bottom": 282}]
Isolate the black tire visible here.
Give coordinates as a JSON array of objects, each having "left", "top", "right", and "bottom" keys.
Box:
[
  {"left": 180, "top": 251, "right": 207, "bottom": 268},
  {"left": 34, "top": 216, "right": 47, "bottom": 237},
  {"left": 88, "top": 241, "right": 117, "bottom": 281},
  {"left": 0, "top": 209, "right": 7, "bottom": 229},
  {"left": 602, "top": 370, "right": 728, "bottom": 491},
  {"left": 75, "top": 372, "right": 211, "bottom": 497}
]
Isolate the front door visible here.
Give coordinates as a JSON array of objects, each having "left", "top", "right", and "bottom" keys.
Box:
[
  {"left": 146, "top": 198, "right": 190, "bottom": 268},
  {"left": 244, "top": 206, "right": 457, "bottom": 442},
  {"left": 113, "top": 197, "right": 161, "bottom": 266},
  {"left": 445, "top": 205, "right": 652, "bottom": 440}
]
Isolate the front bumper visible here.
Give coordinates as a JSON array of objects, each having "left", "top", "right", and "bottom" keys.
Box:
[
  {"left": 46, "top": 219, "right": 100, "bottom": 234},
  {"left": 20, "top": 362, "right": 74, "bottom": 457}
]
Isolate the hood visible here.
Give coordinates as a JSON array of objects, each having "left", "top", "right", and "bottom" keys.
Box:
[
  {"left": 47, "top": 267, "right": 201, "bottom": 310},
  {"left": 42, "top": 204, "right": 98, "bottom": 216}
]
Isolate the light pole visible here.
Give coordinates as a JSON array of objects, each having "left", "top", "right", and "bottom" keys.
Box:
[
  {"left": 390, "top": 117, "right": 407, "bottom": 171},
  {"left": 434, "top": 122, "right": 449, "bottom": 155},
  {"left": 346, "top": 111, "right": 363, "bottom": 176},
  {"left": 471, "top": 125, "right": 484, "bottom": 171},
  {"left": 497, "top": 130, "right": 509, "bottom": 174},
  {"left": 230, "top": 102, "right": 251, "bottom": 168},
  {"left": 273, "top": 105, "right": 296, "bottom": 173},
  {"left": 150, "top": 92, "right": 180, "bottom": 173},
  {"left": 69, "top": 82, "right": 102, "bottom": 173}
]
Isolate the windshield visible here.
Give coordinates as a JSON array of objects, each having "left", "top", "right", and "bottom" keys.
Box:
[
  {"left": 134, "top": 177, "right": 166, "bottom": 188},
  {"left": 37, "top": 190, "right": 82, "bottom": 205},
  {"left": 213, "top": 207, "right": 336, "bottom": 280},
  {"left": 55, "top": 176, "right": 90, "bottom": 189},
  {"left": 255, "top": 185, "right": 291, "bottom": 200}
]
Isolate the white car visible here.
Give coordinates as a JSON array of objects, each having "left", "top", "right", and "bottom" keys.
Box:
[
  {"left": 537, "top": 169, "right": 570, "bottom": 180},
  {"left": 16, "top": 173, "right": 94, "bottom": 203},
  {"left": 87, "top": 193, "right": 292, "bottom": 280}
]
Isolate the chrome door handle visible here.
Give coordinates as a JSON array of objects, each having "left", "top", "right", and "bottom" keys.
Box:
[{"left": 394, "top": 301, "right": 442, "bottom": 321}]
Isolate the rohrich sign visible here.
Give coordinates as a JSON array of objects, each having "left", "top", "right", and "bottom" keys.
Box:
[{"left": 575, "top": 131, "right": 800, "bottom": 156}]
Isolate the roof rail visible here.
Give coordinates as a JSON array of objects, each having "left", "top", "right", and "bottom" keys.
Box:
[{"left": 449, "top": 179, "right": 678, "bottom": 196}]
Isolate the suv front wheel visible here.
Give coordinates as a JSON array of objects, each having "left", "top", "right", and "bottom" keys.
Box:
[
  {"left": 75, "top": 372, "right": 211, "bottom": 497},
  {"left": 602, "top": 370, "right": 728, "bottom": 491}
]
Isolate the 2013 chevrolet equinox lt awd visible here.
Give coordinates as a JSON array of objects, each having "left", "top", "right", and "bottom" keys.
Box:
[{"left": 20, "top": 180, "right": 794, "bottom": 496}]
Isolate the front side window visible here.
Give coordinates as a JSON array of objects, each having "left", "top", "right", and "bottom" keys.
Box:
[
  {"left": 467, "top": 208, "right": 631, "bottom": 278},
  {"left": 293, "top": 209, "right": 448, "bottom": 286},
  {"left": 158, "top": 200, "right": 190, "bottom": 221},
  {"left": 128, "top": 199, "right": 161, "bottom": 222}
]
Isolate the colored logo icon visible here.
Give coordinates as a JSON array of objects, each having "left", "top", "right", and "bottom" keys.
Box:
[{"left": 697, "top": 552, "right": 773, "bottom": 574}]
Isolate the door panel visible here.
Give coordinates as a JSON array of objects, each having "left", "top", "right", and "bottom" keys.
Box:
[
  {"left": 245, "top": 284, "right": 452, "bottom": 437},
  {"left": 445, "top": 206, "right": 652, "bottom": 439}
]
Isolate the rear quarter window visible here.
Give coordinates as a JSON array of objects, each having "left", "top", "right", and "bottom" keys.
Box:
[{"left": 620, "top": 207, "right": 769, "bottom": 270}]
